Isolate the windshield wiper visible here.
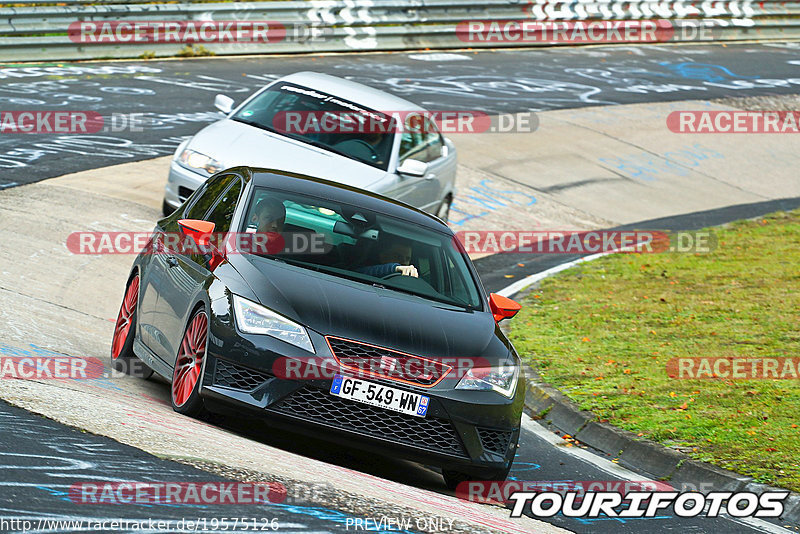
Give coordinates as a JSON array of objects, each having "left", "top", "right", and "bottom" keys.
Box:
[
  {"left": 231, "top": 117, "right": 281, "bottom": 135},
  {"left": 272, "top": 257, "right": 377, "bottom": 286},
  {"left": 371, "top": 282, "right": 473, "bottom": 310},
  {"left": 263, "top": 256, "right": 474, "bottom": 309},
  {"left": 233, "top": 118, "right": 361, "bottom": 159}
]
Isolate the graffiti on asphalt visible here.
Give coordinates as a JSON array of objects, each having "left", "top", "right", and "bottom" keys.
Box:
[
  {"left": 599, "top": 143, "right": 725, "bottom": 181},
  {"left": 0, "top": 135, "right": 187, "bottom": 169},
  {"left": 450, "top": 179, "right": 537, "bottom": 227},
  {"left": 0, "top": 46, "right": 797, "bottom": 179}
]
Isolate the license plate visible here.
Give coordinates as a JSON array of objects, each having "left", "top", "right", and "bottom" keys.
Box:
[{"left": 330, "top": 374, "right": 429, "bottom": 418}]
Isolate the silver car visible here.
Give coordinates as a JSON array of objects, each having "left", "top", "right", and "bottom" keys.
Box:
[{"left": 163, "top": 71, "right": 457, "bottom": 221}]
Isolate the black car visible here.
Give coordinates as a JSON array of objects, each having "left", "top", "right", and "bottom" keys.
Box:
[{"left": 111, "top": 167, "right": 525, "bottom": 487}]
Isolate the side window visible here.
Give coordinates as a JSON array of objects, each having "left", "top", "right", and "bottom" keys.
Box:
[
  {"left": 205, "top": 178, "right": 243, "bottom": 234},
  {"left": 399, "top": 132, "right": 428, "bottom": 163},
  {"left": 425, "top": 134, "right": 444, "bottom": 162},
  {"left": 399, "top": 115, "right": 443, "bottom": 164},
  {"left": 184, "top": 174, "right": 235, "bottom": 220}
]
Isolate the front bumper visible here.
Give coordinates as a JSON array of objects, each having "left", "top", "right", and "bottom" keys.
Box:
[
  {"left": 164, "top": 161, "right": 210, "bottom": 209},
  {"left": 199, "top": 310, "right": 524, "bottom": 475}
]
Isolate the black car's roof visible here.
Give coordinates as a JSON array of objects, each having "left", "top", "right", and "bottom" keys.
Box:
[{"left": 239, "top": 167, "right": 451, "bottom": 233}]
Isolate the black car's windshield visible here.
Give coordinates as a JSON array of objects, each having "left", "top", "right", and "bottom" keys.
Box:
[
  {"left": 240, "top": 187, "right": 483, "bottom": 309},
  {"left": 232, "top": 83, "right": 394, "bottom": 171}
]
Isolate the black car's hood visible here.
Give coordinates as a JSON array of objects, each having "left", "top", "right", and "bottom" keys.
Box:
[{"left": 228, "top": 254, "right": 508, "bottom": 363}]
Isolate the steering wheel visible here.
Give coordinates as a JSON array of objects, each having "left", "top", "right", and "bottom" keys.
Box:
[{"left": 381, "top": 272, "right": 405, "bottom": 280}]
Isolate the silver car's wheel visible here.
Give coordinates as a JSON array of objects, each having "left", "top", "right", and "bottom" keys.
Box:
[{"left": 436, "top": 197, "right": 452, "bottom": 223}]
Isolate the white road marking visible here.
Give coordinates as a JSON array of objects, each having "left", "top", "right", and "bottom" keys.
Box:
[
  {"left": 497, "top": 237, "right": 659, "bottom": 297},
  {"left": 522, "top": 414, "right": 793, "bottom": 532},
  {"left": 497, "top": 252, "right": 610, "bottom": 297},
  {"left": 521, "top": 416, "right": 643, "bottom": 482},
  {"left": 407, "top": 53, "right": 471, "bottom": 61}
]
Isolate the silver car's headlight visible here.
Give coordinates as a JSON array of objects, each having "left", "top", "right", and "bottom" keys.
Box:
[
  {"left": 177, "top": 148, "right": 222, "bottom": 175},
  {"left": 455, "top": 362, "right": 519, "bottom": 398},
  {"left": 232, "top": 295, "right": 314, "bottom": 354}
]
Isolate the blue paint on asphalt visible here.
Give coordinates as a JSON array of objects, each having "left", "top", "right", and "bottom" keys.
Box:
[
  {"left": 659, "top": 62, "right": 759, "bottom": 83},
  {"left": 450, "top": 179, "right": 537, "bottom": 227}
]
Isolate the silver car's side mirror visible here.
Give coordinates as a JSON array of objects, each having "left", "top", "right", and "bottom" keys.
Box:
[
  {"left": 396, "top": 159, "right": 428, "bottom": 177},
  {"left": 214, "top": 94, "right": 234, "bottom": 114}
]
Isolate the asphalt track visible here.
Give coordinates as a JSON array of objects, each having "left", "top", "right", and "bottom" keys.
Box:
[
  {"left": 2, "top": 42, "right": 800, "bottom": 185},
  {"left": 0, "top": 391, "right": 785, "bottom": 534},
  {"left": 2, "top": 43, "right": 800, "bottom": 533},
  {"left": 2, "top": 199, "right": 798, "bottom": 533},
  {"left": 0, "top": 400, "right": 361, "bottom": 534}
]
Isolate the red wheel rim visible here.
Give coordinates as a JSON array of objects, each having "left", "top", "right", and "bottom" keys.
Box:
[
  {"left": 172, "top": 311, "right": 208, "bottom": 407},
  {"left": 111, "top": 275, "right": 139, "bottom": 360}
]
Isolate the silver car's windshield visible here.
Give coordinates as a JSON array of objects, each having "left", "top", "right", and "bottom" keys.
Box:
[
  {"left": 232, "top": 83, "right": 395, "bottom": 171},
  {"left": 240, "top": 187, "right": 483, "bottom": 310}
]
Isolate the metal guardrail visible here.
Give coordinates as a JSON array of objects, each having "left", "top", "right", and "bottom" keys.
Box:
[{"left": 1, "top": 0, "right": 799, "bottom": 62}]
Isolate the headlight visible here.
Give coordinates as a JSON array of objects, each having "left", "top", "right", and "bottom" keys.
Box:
[
  {"left": 173, "top": 139, "right": 190, "bottom": 159},
  {"left": 177, "top": 148, "right": 222, "bottom": 174},
  {"left": 455, "top": 362, "right": 519, "bottom": 398},
  {"left": 232, "top": 295, "right": 314, "bottom": 354}
]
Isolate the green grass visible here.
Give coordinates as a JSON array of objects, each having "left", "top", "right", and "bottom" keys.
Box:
[{"left": 510, "top": 210, "right": 800, "bottom": 490}]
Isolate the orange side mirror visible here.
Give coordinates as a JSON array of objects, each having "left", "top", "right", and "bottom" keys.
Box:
[
  {"left": 177, "top": 219, "right": 215, "bottom": 247},
  {"left": 177, "top": 219, "right": 225, "bottom": 271},
  {"left": 489, "top": 293, "right": 522, "bottom": 323}
]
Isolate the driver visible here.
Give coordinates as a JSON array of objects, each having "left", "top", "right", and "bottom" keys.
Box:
[
  {"left": 364, "top": 131, "right": 383, "bottom": 147},
  {"left": 356, "top": 237, "right": 418, "bottom": 278},
  {"left": 251, "top": 197, "right": 285, "bottom": 233},
  {"left": 248, "top": 198, "right": 286, "bottom": 255}
]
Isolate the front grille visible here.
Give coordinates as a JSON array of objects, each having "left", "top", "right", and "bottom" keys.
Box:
[
  {"left": 178, "top": 186, "right": 195, "bottom": 202},
  {"left": 477, "top": 427, "right": 513, "bottom": 455},
  {"left": 326, "top": 336, "right": 451, "bottom": 388},
  {"left": 214, "top": 359, "right": 271, "bottom": 391},
  {"left": 270, "top": 386, "right": 467, "bottom": 457}
]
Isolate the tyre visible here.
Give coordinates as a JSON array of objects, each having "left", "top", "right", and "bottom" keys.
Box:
[
  {"left": 111, "top": 274, "right": 154, "bottom": 379},
  {"left": 436, "top": 196, "right": 452, "bottom": 223},
  {"left": 442, "top": 464, "right": 512, "bottom": 491},
  {"left": 171, "top": 308, "right": 208, "bottom": 417}
]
